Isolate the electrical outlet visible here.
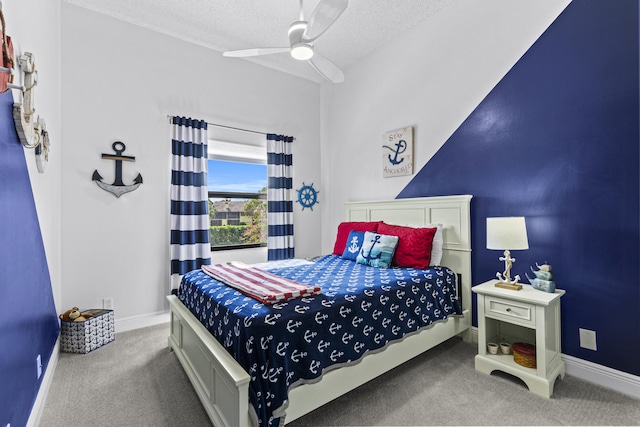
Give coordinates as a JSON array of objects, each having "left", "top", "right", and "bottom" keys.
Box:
[
  {"left": 103, "top": 298, "right": 114, "bottom": 310},
  {"left": 36, "top": 354, "right": 42, "bottom": 379},
  {"left": 579, "top": 328, "right": 597, "bottom": 351}
]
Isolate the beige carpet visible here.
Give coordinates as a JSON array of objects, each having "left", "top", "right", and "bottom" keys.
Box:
[
  {"left": 40, "top": 323, "right": 640, "bottom": 426},
  {"left": 40, "top": 324, "right": 213, "bottom": 427}
]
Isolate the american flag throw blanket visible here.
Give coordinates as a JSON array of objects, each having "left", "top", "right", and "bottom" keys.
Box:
[{"left": 201, "top": 262, "right": 322, "bottom": 304}]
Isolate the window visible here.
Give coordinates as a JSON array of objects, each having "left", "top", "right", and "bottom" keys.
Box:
[{"left": 208, "top": 130, "right": 267, "bottom": 251}]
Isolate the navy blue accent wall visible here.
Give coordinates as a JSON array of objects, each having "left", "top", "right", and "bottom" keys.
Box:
[
  {"left": 398, "top": 0, "right": 639, "bottom": 375},
  {"left": 0, "top": 91, "right": 59, "bottom": 424}
]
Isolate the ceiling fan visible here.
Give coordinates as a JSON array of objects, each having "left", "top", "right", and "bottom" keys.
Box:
[{"left": 223, "top": 0, "right": 348, "bottom": 83}]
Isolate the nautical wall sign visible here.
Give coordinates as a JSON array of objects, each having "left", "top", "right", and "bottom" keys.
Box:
[
  {"left": 382, "top": 126, "right": 413, "bottom": 178},
  {"left": 92, "top": 141, "right": 143, "bottom": 198}
]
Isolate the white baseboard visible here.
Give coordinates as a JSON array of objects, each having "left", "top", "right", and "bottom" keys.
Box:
[
  {"left": 469, "top": 326, "right": 640, "bottom": 400},
  {"left": 27, "top": 339, "right": 60, "bottom": 427},
  {"left": 562, "top": 354, "right": 640, "bottom": 399},
  {"left": 115, "top": 310, "right": 170, "bottom": 333}
]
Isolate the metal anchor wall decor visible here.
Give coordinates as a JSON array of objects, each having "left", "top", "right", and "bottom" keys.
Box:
[{"left": 92, "top": 141, "right": 143, "bottom": 198}]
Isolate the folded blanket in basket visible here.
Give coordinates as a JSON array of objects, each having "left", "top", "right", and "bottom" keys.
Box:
[{"left": 201, "top": 262, "right": 322, "bottom": 304}]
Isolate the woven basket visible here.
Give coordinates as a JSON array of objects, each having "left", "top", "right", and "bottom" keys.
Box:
[{"left": 512, "top": 342, "right": 536, "bottom": 368}]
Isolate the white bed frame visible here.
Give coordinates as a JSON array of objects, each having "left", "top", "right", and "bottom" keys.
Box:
[{"left": 167, "top": 195, "right": 473, "bottom": 426}]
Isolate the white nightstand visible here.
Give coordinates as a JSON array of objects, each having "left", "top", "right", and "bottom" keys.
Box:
[{"left": 473, "top": 279, "right": 565, "bottom": 398}]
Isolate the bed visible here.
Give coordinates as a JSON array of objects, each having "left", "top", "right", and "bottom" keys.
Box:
[{"left": 167, "top": 195, "right": 473, "bottom": 426}]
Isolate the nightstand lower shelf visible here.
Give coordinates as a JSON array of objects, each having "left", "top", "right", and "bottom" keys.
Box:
[{"left": 475, "top": 353, "right": 565, "bottom": 398}]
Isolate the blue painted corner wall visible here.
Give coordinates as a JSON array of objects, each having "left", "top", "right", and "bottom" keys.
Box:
[
  {"left": 0, "top": 91, "right": 59, "bottom": 425},
  {"left": 398, "top": 0, "right": 640, "bottom": 376}
]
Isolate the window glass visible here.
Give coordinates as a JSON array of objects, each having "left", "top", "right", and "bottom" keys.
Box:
[{"left": 208, "top": 137, "right": 267, "bottom": 250}]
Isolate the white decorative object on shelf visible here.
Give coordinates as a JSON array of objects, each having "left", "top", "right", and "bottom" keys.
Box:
[{"left": 526, "top": 262, "right": 556, "bottom": 293}]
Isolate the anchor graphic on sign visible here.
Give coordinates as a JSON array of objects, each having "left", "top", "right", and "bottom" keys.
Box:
[
  {"left": 383, "top": 139, "right": 407, "bottom": 165},
  {"left": 92, "top": 141, "right": 143, "bottom": 198}
]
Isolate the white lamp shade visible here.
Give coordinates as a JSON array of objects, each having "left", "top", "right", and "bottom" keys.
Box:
[{"left": 486, "top": 217, "right": 529, "bottom": 250}]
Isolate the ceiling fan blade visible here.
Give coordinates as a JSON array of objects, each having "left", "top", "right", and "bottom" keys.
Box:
[
  {"left": 303, "top": 0, "right": 348, "bottom": 42},
  {"left": 308, "top": 53, "right": 344, "bottom": 83},
  {"left": 223, "top": 47, "right": 290, "bottom": 58}
]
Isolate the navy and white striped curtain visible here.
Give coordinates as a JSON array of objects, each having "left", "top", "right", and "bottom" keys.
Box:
[
  {"left": 170, "top": 116, "right": 211, "bottom": 277},
  {"left": 267, "top": 134, "right": 295, "bottom": 260}
]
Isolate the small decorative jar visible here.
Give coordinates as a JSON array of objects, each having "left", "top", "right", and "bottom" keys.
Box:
[
  {"left": 500, "top": 342, "right": 511, "bottom": 355},
  {"left": 487, "top": 342, "right": 499, "bottom": 354}
]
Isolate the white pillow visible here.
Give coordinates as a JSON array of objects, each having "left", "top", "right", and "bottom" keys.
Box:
[
  {"left": 401, "top": 223, "right": 444, "bottom": 266},
  {"left": 426, "top": 223, "right": 444, "bottom": 266}
]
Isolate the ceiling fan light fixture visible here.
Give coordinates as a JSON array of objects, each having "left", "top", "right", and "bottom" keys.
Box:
[
  {"left": 291, "top": 42, "right": 314, "bottom": 60},
  {"left": 222, "top": 0, "right": 347, "bottom": 82}
]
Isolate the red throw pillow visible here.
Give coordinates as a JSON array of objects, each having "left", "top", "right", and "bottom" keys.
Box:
[
  {"left": 377, "top": 223, "right": 437, "bottom": 269},
  {"left": 332, "top": 221, "right": 382, "bottom": 255}
]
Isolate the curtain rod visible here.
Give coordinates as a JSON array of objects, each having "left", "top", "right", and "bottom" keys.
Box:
[{"left": 167, "top": 115, "right": 267, "bottom": 136}]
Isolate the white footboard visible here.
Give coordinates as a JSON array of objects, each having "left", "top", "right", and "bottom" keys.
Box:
[
  {"left": 168, "top": 294, "right": 470, "bottom": 426},
  {"left": 167, "top": 294, "right": 251, "bottom": 427}
]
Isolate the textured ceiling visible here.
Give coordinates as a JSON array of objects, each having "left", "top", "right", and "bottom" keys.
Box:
[{"left": 63, "top": 0, "right": 460, "bottom": 84}]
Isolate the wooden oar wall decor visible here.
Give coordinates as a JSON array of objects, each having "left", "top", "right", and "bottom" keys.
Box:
[{"left": 1, "top": 2, "right": 50, "bottom": 173}]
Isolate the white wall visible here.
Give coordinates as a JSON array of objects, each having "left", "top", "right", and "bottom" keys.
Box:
[
  {"left": 60, "top": 4, "right": 321, "bottom": 328},
  {"left": 4, "top": 0, "right": 63, "bottom": 310},
  {"left": 318, "top": 0, "right": 570, "bottom": 254}
]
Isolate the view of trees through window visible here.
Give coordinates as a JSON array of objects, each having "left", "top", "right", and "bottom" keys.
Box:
[{"left": 208, "top": 159, "right": 267, "bottom": 250}]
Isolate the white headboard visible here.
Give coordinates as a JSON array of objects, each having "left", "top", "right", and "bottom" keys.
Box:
[{"left": 344, "top": 195, "right": 473, "bottom": 314}]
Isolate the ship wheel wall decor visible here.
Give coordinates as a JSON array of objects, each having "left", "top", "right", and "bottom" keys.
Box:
[{"left": 296, "top": 182, "right": 319, "bottom": 211}]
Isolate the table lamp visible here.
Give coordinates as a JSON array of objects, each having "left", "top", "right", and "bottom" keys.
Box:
[{"left": 486, "top": 217, "right": 529, "bottom": 290}]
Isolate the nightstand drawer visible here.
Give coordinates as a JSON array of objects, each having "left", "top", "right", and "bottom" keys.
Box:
[{"left": 484, "top": 296, "right": 536, "bottom": 326}]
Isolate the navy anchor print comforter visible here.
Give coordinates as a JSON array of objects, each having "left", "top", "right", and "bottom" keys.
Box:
[{"left": 178, "top": 254, "right": 462, "bottom": 427}]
